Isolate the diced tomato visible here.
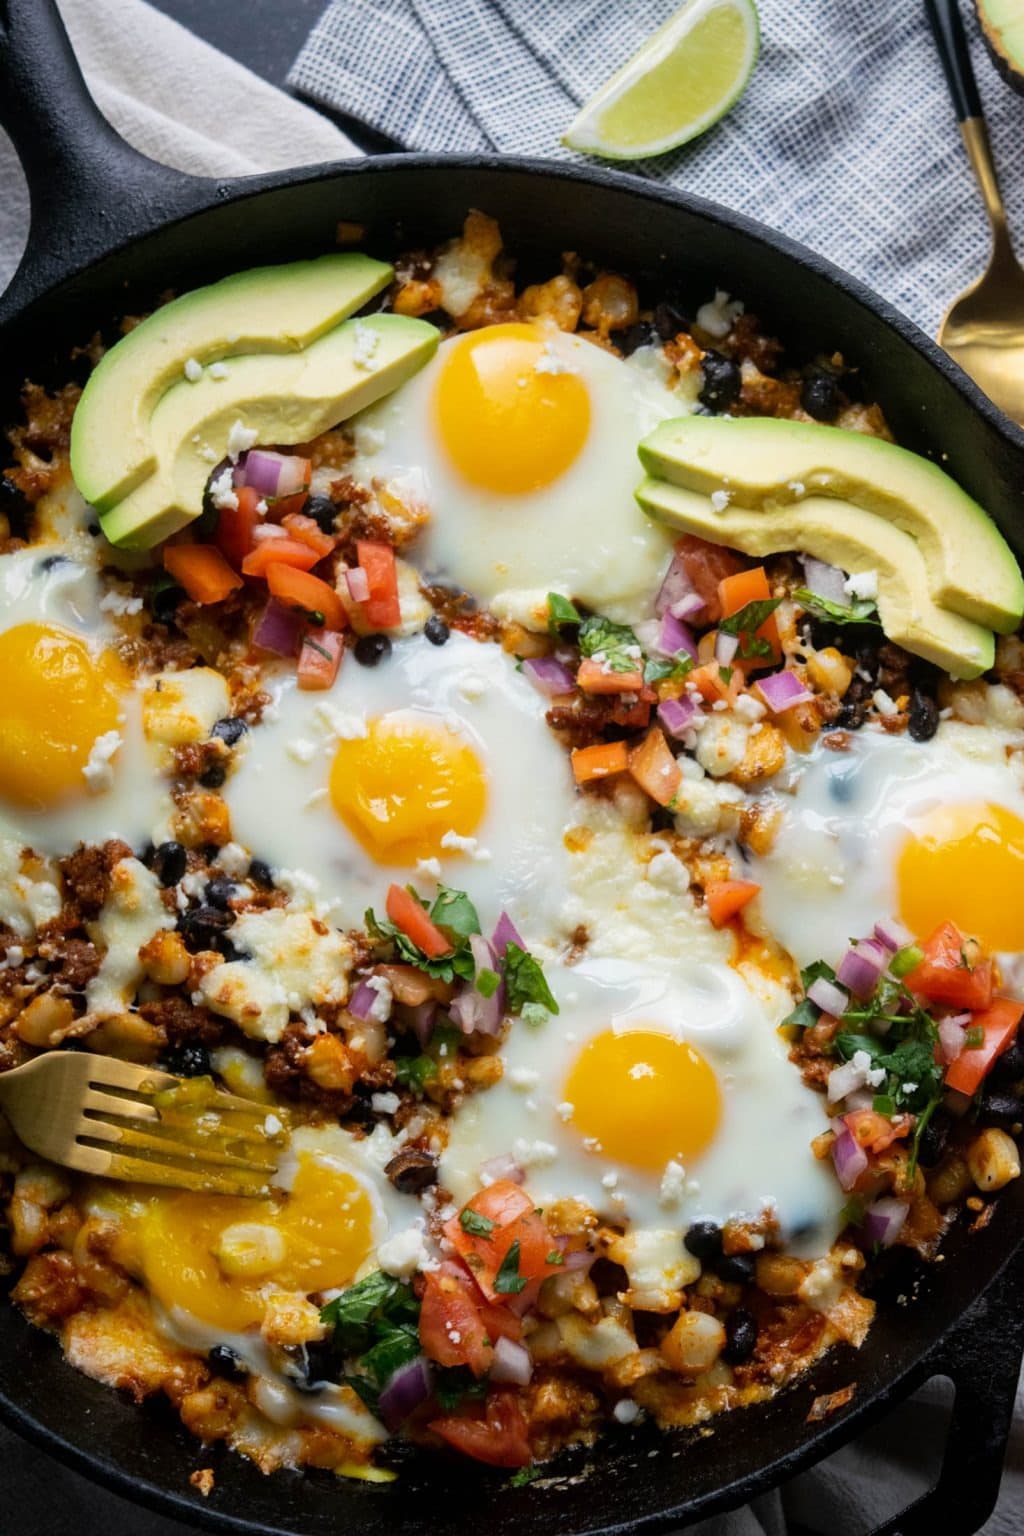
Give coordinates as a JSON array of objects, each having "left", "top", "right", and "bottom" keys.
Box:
[
  {"left": 356, "top": 539, "right": 401, "bottom": 628},
  {"left": 215, "top": 485, "right": 261, "bottom": 569},
  {"left": 385, "top": 883, "right": 451, "bottom": 959},
  {"left": 241, "top": 538, "right": 319, "bottom": 578},
  {"left": 571, "top": 741, "right": 628, "bottom": 785},
  {"left": 419, "top": 1264, "right": 521, "bottom": 1378},
  {"left": 628, "top": 726, "right": 682, "bottom": 807},
  {"left": 688, "top": 662, "right": 740, "bottom": 705},
  {"left": 281, "top": 512, "right": 335, "bottom": 560},
  {"left": 269, "top": 490, "right": 310, "bottom": 521},
  {"left": 676, "top": 534, "right": 745, "bottom": 624},
  {"left": 844, "top": 1109, "right": 912, "bottom": 1155},
  {"left": 576, "top": 658, "right": 645, "bottom": 695},
  {"left": 266, "top": 564, "right": 347, "bottom": 632},
  {"left": 906, "top": 921, "right": 994, "bottom": 1011},
  {"left": 705, "top": 879, "right": 760, "bottom": 928},
  {"left": 430, "top": 1389, "right": 531, "bottom": 1469},
  {"left": 444, "top": 1181, "right": 560, "bottom": 1304},
  {"left": 945, "top": 996, "right": 1024, "bottom": 1096},
  {"left": 297, "top": 628, "right": 344, "bottom": 691},
  {"left": 717, "top": 565, "right": 781, "bottom": 671},
  {"left": 162, "top": 544, "right": 242, "bottom": 605},
  {"left": 608, "top": 686, "right": 656, "bottom": 730}
]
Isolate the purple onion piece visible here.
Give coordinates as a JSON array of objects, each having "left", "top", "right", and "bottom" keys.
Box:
[
  {"left": 252, "top": 598, "right": 303, "bottom": 657},
  {"left": 481, "top": 1153, "right": 525, "bottom": 1185},
  {"left": 831, "top": 1125, "right": 869, "bottom": 1191},
  {"left": 801, "top": 555, "right": 850, "bottom": 607},
  {"left": 938, "top": 1015, "right": 967, "bottom": 1064},
  {"left": 238, "top": 448, "right": 310, "bottom": 499},
  {"left": 657, "top": 695, "right": 701, "bottom": 739},
  {"left": 490, "top": 1336, "right": 533, "bottom": 1386},
  {"left": 408, "top": 999, "right": 438, "bottom": 1048},
  {"left": 523, "top": 656, "right": 577, "bottom": 697},
  {"left": 756, "top": 668, "right": 813, "bottom": 714},
  {"left": 807, "top": 977, "right": 848, "bottom": 1017},
  {"left": 669, "top": 592, "right": 706, "bottom": 621},
  {"left": 492, "top": 911, "right": 525, "bottom": 955},
  {"left": 836, "top": 940, "right": 888, "bottom": 998},
  {"left": 377, "top": 1356, "right": 432, "bottom": 1431},
  {"left": 827, "top": 1057, "right": 867, "bottom": 1105},
  {"left": 346, "top": 566, "right": 370, "bottom": 603},
  {"left": 861, "top": 1197, "right": 909, "bottom": 1249},
  {"left": 874, "top": 917, "right": 913, "bottom": 953},
  {"left": 347, "top": 980, "right": 380, "bottom": 1022},
  {"left": 657, "top": 610, "right": 698, "bottom": 661},
  {"left": 654, "top": 552, "right": 698, "bottom": 619}
]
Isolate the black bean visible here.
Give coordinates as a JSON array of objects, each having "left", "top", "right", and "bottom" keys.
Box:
[
  {"left": 248, "top": 858, "right": 274, "bottom": 889},
  {"left": 163, "top": 1042, "right": 212, "bottom": 1079},
  {"left": 698, "top": 350, "right": 742, "bottom": 413},
  {"left": 652, "top": 300, "right": 686, "bottom": 342},
  {"left": 980, "top": 1088, "right": 1024, "bottom": 1129},
  {"left": 721, "top": 1307, "right": 758, "bottom": 1365},
  {"left": 152, "top": 582, "right": 183, "bottom": 624},
  {"left": 800, "top": 369, "right": 841, "bottom": 422},
  {"left": 204, "top": 877, "right": 237, "bottom": 910},
  {"left": 991, "top": 1041, "right": 1024, "bottom": 1085},
  {"left": 304, "top": 495, "right": 337, "bottom": 534},
  {"left": 619, "top": 320, "right": 656, "bottom": 357},
  {"left": 916, "top": 1107, "right": 952, "bottom": 1167},
  {"left": 208, "top": 1344, "right": 247, "bottom": 1380},
  {"left": 683, "top": 1220, "right": 723, "bottom": 1263},
  {"left": 385, "top": 1148, "right": 439, "bottom": 1194},
  {"left": 354, "top": 633, "right": 392, "bottom": 667},
  {"left": 907, "top": 689, "right": 940, "bottom": 743},
  {"left": 149, "top": 840, "right": 187, "bottom": 887},
  {"left": 178, "top": 904, "right": 235, "bottom": 953},
  {"left": 199, "top": 763, "right": 227, "bottom": 789},
  {"left": 424, "top": 615, "right": 450, "bottom": 646},
  {"left": 716, "top": 1252, "right": 756, "bottom": 1284},
  {"left": 211, "top": 716, "right": 248, "bottom": 747},
  {"left": 284, "top": 1339, "right": 339, "bottom": 1391}
]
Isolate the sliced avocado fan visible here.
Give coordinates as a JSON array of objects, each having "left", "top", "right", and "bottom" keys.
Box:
[
  {"left": 635, "top": 475, "right": 995, "bottom": 680},
  {"left": 99, "top": 313, "right": 439, "bottom": 550},
  {"left": 71, "top": 253, "right": 394, "bottom": 514},
  {"left": 638, "top": 415, "right": 1024, "bottom": 635}
]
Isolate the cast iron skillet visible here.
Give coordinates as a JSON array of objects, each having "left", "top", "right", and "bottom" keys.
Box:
[{"left": 2, "top": 4, "right": 1024, "bottom": 1534}]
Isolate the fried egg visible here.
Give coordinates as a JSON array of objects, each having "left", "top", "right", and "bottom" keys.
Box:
[
  {"left": 350, "top": 323, "right": 679, "bottom": 625},
  {"left": 223, "top": 629, "right": 578, "bottom": 936},
  {"left": 749, "top": 722, "right": 1024, "bottom": 972},
  {"left": 0, "top": 544, "right": 170, "bottom": 855},
  {"left": 441, "top": 955, "right": 845, "bottom": 1256}
]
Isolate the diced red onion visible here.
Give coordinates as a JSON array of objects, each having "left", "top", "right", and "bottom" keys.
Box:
[
  {"left": 831, "top": 1125, "right": 869, "bottom": 1191},
  {"left": 756, "top": 669, "right": 813, "bottom": 713},
  {"left": 492, "top": 911, "right": 525, "bottom": 955},
  {"left": 715, "top": 630, "right": 739, "bottom": 666},
  {"left": 938, "top": 1014, "right": 969, "bottom": 1064},
  {"left": 377, "top": 1356, "right": 431, "bottom": 1431},
  {"left": 836, "top": 940, "right": 889, "bottom": 998},
  {"left": 408, "top": 1000, "right": 437, "bottom": 1048},
  {"left": 669, "top": 593, "right": 706, "bottom": 622},
  {"left": 827, "top": 1057, "right": 868, "bottom": 1104},
  {"left": 346, "top": 566, "right": 370, "bottom": 603},
  {"left": 236, "top": 448, "right": 311, "bottom": 498},
  {"left": 523, "top": 656, "right": 576, "bottom": 697},
  {"left": 561, "top": 1247, "right": 596, "bottom": 1272},
  {"left": 843, "top": 1087, "right": 876, "bottom": 1112},
  {"left": 347, "top": 980, "right": 380, "bottom": 1022},
  {"left": 655, "top": 552, "right": 699, "bottom": 619},
  {"left": 801, "top": 555, "right": 849, "bottom": 607},
  {"left": 657, "top": 610, "right": 698, "bottom": 661},
  {"left": 252, "top": 598, "right": 303, "bottom": 657},
  {"left": 874, "top": 918, "right": 913, "bottom": 953},
  {"left": 480, "top": 1153, "right": 525, "bottom": 1185},
  {"left": 807, "top": 977, "right": 848, "bottom": 1017},
  {"left": 861, "top": 1197, "right": 909, "bottom": 1249},
  {"left": 657, "top": 695, "right": 701, "bottom": 739},
  {"left": 490, "top": 1336, "right": 533, "bottom": 1386},
  {"left": 450, "top": 934, "right": 504, "bottom": 1036}
]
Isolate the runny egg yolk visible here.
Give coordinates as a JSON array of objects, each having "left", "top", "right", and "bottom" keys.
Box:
[
  {"left": 0, "top": 622, "right": 126, "bottom": 811},
  {"left": 898, "top": 801, "right": 1024, "bottom": 953},
  {"left": 137, "top": 1155, "right": 375, "bottom": 1332},
  {"left": 434, "top": 322, "right": 591, "bottom": 494},
  {"left": 564, "top": 1028, "right": 722, "bottom": 1171},
  {"left": 329, "top": 714, "right": 486, "bottom": 864}
]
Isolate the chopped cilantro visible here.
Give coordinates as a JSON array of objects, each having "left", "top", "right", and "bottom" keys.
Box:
[
  {"left": 546, "top": 1250, "right": 565, "bottom": 1265},
  {"left": 964, "top": 1025, "right": 985, "bottom": 1048},
  {"left": 644, "top": 654, "right": 693, "bottom": 686},
  {"left": 872, "top": 1093, "right": 896, "bottom": 1116},
  {"left": 509, "top": 1467, "right": 542, "bottom": 1487},
  {"left": 431, "top": 884, "right": 481, "bottom": 942},
  {"left": 460, "top": 1208, "right": 497, "bottom": 1237},
  {"left": 793, "top": 587, "right": 881, "bottom": 627},
  {"left": 781, "top": 997, "right": 820, "bottom": 1030},
  {"left": 547, "top": 592, "right": 582, "bottom": 632},
  {"left": 433, "top": 1367, "right": 487, "bottom": 1412},
  {"left": 718, "top": 665, "right": 734, "bottom": 685},
  {"left": 494, "top": 1239, "right": 527, "bottom": 1294},
  {"left": 578, "top": 614, "right": 643, "bottom": 673},
  {"left": 504, "top": 942, "right": 559, "bottom": 1016},
  {"left": 839, "top": 1196, "right": 866, "bottom": 1229},
  {"left": 719, "top": 597, "right": 782, "bottom": 658},
  {"left": 320, "top": 1270, "right": 419, "bottom": 1356},
  {"left": 476, "top": 966, "right": 501, "bottom": 999},
  {"left": 365, "top": 882, "right": 480, "bottom": 983},
  {"left": 394, "top": 1055, "right": 438, "bottom": 1092}
]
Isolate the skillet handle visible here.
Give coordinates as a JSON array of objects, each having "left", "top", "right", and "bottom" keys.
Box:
[
  {"left": 861, "top": 1242, "right": 1024, "bottom": 1536},
  {"left": 0, "top": 0, "right": 216, "bottom": 322}
]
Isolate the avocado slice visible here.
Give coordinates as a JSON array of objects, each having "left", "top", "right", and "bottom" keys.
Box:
[
  {"left": 638, "top": 415, "right": 1024, "bottom": 634},
  {"left": 99, "top": 314, "right": 439, "bottom": 550},
  {"left": 71, "top": 253, "right": 393, "bottom": 514},
  {"left": 635, "top": 475, "right": 995, "bottom": 679}
]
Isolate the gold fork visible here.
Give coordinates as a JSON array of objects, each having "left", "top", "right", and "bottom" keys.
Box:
[{"left": 0, "top": 1051, "right": 282, "bottom": 1196}]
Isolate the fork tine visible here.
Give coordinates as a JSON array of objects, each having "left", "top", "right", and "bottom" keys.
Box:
[
  {"left": 80, "top": 1116, "right": 280, "bottom": 1173},
  {"left": 79, "top": 1085, "right": 162, "bottom": 1124},
  {"left": 84, "top": 1058, "right": 179, "bottom": 1094},
  {"left": 70, "top": 1141, "right": 274, "bottom": 1196}
]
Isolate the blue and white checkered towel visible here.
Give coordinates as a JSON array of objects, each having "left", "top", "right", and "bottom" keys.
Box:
[{"left": 288, "top": 0, "right": 1024, "bottom": 336}]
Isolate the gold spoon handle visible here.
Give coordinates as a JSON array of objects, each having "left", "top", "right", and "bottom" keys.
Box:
[{"left": 925, "top": 0, "right": 1015, "bottom": 258}]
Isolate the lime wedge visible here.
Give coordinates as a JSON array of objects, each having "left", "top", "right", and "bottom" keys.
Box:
[{"left": 563, "top": 0, "right": 759, "bottom": 161}]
